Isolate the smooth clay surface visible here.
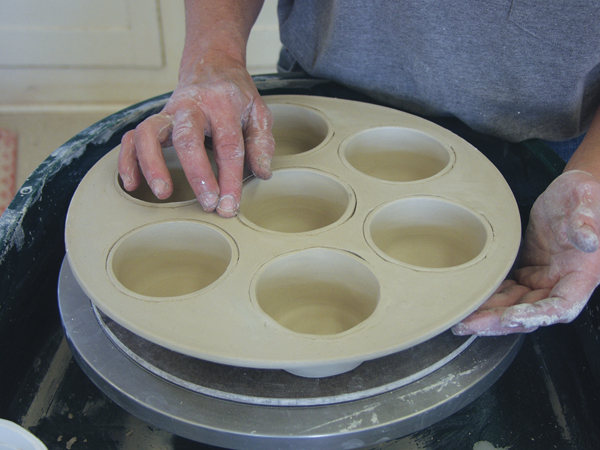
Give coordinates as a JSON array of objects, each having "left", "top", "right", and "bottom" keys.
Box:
[{"left": 65, "top": 95, "right": 521, "bottom": 377}]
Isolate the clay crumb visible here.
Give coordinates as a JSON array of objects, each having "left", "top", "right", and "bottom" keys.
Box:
[
  {"left": 66, "top": 437, "right": 77, "bottom": 449},
  {"left": 473, "top": 441, "right": 511, "bottom": 450}
]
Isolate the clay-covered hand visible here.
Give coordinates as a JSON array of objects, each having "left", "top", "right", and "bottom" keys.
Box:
[
  {"left": 452, "top": 170, "right": 600, "bottom": 336},
  {"left": 118, "top": 53, "right": 275, "bottom": 217}
]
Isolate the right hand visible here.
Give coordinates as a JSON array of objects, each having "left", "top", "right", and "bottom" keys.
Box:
[
  {"left": 118, "top": 52, "right": 275, "bottom": 217},
  {"left": 453, "top": 170, "right": 600, "bottom": 335}
]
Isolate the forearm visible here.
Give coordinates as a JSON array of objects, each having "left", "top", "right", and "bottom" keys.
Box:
[
  {"left": 181, "top": 0, "right": 265, "bottom": 77},
  {"left": 564, "top": 104, "right": 600, "bottom": 179}
]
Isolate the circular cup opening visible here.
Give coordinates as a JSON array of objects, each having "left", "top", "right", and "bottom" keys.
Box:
[
  {"left": 268, "top": 104, "right": 331, "bottom": 156},
  {"left": 253, "top": 249, "right": 380, "bottom": 335},
  {"left": 367, "top": 198, "right": 490, "bottom": 269},
  {"left": 342, "top": 127, "right": 451, "bottom": 182},
  {"left": 109, "top": 221, "right": 234, "bottom": 298},
  {"left": 239, "top": 169, "right": 354, "bottom": 233},
  {"left": 118, "top": 146, "right": 197, "bottom": 204}
]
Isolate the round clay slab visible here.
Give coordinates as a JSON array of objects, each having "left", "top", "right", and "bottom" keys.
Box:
[{"left": 65, "top": 95, "right": 521, "bottom": 377}]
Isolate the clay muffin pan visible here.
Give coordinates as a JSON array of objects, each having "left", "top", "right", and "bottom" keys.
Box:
[{"left": 65, "top": 95, "right": 521, "bottom": 377}]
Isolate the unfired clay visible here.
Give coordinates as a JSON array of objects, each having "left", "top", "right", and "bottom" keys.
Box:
[{"left": 65, "top": 96, "right": 521, "bottom": 377}]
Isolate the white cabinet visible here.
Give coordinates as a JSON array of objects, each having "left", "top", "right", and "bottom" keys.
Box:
[
  {"left": 0, "top": 0, "right": 281, "bottom": 105},
  {"left": 0, "top": 0, "right": 163, "bottom": 68}
]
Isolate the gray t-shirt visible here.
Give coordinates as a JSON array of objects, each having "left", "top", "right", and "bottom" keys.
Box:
[{"left": 277, "top": 0, "right": 600, "bottom": 142}]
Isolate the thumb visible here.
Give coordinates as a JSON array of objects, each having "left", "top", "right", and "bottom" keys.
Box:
[
  {"left": 567, "top": 203, "right": 600, "bottom": 254},
  {"left": 553, "top": 170, "right": 600, "bottom": 253},
  {"left": 568, "top": 219, "right": 598, "bottom": 253}
]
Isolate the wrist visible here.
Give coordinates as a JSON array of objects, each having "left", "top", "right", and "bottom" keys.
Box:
[
  {"left": 181, "top": 0, "right": 261, "bottom": 71},
  {"left": 563, "top": 104, "right": 600, "bottom": 180},
  {"left": 564, "top": 152, "right": 600, "bottom": 183}
]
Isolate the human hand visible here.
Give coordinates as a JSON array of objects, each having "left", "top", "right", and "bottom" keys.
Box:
[
  {"left": 118, "top": 53, "right": 275, "bottom": 217},
  {"left": 452, "top": 170, "right": 600, "bottom": 336}
]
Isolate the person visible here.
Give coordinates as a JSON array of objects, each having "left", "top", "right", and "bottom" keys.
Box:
[{"left": 118, "top": 0, "right": 600, "bottom": 336}]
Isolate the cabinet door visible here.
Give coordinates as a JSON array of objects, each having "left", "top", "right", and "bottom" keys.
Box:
[
  {"left": 0, "top": 0, "right": 281, "bottom": 104},
  {"left": 0, "top": 0, "right": 163, "bottom": 68}
]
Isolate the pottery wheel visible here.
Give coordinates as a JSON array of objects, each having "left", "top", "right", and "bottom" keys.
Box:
[
  {"left": 95, "top": 299, "right": 476, "bottom": 407},
  {"left": 59, "top": 258, "right": 523, "bottom": 449}
]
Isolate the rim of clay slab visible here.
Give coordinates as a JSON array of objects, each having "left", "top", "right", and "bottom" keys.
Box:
[
  {"left": 107, "top": 220, "right": 239, "bottom": 301},
  {"left": 339, "top": 126, "right": 454, "bottom": 183},
  {"left": 364, "top": 195, "right": 493, "bottom": 271},
  {"left": 65, "top": 95, "right": 521, "bottom": 377},
  {"left": 238, "top": 167, "right": 356, "bottom": 234}
]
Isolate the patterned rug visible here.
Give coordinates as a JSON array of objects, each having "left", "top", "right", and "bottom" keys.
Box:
[{"left": 0, "top": 129, "right": 17, "bottom": 216}]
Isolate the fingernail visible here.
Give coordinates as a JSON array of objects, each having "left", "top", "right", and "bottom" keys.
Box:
[
  {"left": 151, "top": 179, "right": 168, "bottom": 198},
  {"left": 253, "top": 154, "right": 272, "bottom": 179},
  {"left": 120, "top": 173, "right": 133, "bottom": 190},
  {"left": 199, "top": 192, "right": 219, "bottom": 211},
  {"left": 217, "top": 195, "right": 239, "bottom": 217},
  {"left": 258, "top": 154, "right": 272, "bottom": 171},
  {"left": 450, "top": 323, "right": 470, "bottom": 336}
]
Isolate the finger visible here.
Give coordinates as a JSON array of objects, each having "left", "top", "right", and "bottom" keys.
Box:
[
  {"left": 475, "top": 280, "right": 532, "bottom": 310},
  {"left": 515, "top": 265, "right": 558, "bottom": 290},
  {"left": 502, "top": 270, "right": 596, "bottom": 328},
  {"left": 244, "top": 99, "right": 275, "bottom": 180},
  {"left": 451, "top": 308, "right": 538, "bottom": 336},
  {"left": 172, "top": 108, "right": 220, "bottom": 212},
  {"left": 211, "top": 117, "right": 245, "bottom": 218},
  {"left": 132, "top": 114, "right": 175, "bottom": 199},
  {"left": 451, "top": 280, "right": 544, "bottom": 336},
  {"left": 553, "top": 170, "right": 600, "bottom": 252},
  {"left": 500, "top": 295, "right": 586, "bottom": 329},
  {"left": 118, "top": 130, "right": 142, "bottom": 191},
  {"left": 568, "top": 205, "right": 599, "bottom": 253}
]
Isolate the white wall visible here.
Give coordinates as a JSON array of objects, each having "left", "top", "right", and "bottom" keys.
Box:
[{"left": 0, "top": 0, "right": 281, "bottom": 107}]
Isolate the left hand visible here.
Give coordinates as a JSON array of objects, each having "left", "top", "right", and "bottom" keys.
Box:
[{"left": 452, "top": 170, "right": 600, "bottom": 336}]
